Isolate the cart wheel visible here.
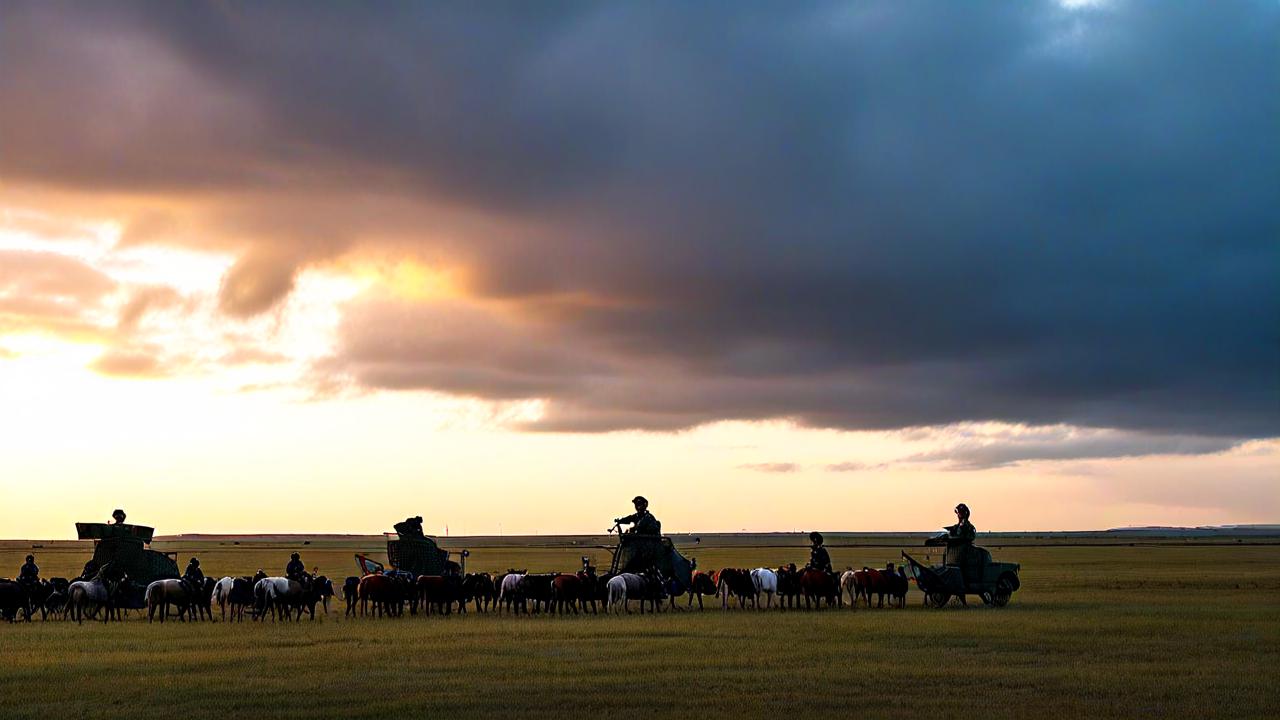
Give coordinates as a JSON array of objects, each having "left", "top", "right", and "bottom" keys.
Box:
[
  {"left": 991, "top": 575, "right": 1015, "bottom": 607},
  {"left": 927, "top": 591, "right": 951, "bottom": 608}
]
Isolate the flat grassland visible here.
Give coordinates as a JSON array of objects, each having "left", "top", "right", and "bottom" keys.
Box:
[{"left": 0, "top": 535, "right": 1276, "bottom": 719}]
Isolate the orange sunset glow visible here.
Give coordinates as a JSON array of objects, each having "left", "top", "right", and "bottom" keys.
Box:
[{"left": 1, "top": 1, "right": 1276, "bottom": 539}]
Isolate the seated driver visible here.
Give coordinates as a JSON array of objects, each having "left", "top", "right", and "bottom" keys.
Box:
[{"left": 615, "top": 496, "right": 661, "bottom": 535}]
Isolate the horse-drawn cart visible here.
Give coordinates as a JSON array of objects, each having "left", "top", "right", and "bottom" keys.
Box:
[
  {"left": 902, "top": 539, "right": 1020, "bottom": 608},
  {"left": 74, "top": 521, "right": 179, "bottom": 608},
  {"left": 603, "top": 525, "right": 694, "bottom": 594},
  {"left": 355, "top": 525, "right": 457, "bottom": 578}
]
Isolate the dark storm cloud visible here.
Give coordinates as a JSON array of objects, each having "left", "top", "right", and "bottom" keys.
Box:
[{"left": 2, "top": 1, "right": 1277, "bottom": 438}]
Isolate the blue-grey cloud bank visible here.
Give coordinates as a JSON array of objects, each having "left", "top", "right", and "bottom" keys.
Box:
[{"left": 2, "top": 1, "right": 1276, "bottom": 439}]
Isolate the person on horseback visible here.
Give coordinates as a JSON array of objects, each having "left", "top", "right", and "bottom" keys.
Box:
[
  {"left": 18, "top": 555, "right": 39, "bottom": 587},
  {"left": 806, "top": 531, "right": 833, "bottom": 574},
  {"left": 182, "top": 557, "right": 204, "bottom": 595},
  {"left": 286, "top": 552, "right": 311, "bottom": 591},
  {"left": 615, "top": 496, "right": 661, "bottom": 535}
]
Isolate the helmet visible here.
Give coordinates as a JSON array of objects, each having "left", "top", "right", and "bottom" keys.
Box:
[
  {"left": 25, "top": 555, "right": 34, "bottom": 562},
  {"left": 809, "top": 531, "right": 824, "bottom": 545},
  {"left": 955, "top": 503, "right": 970, "bottom": 518},
  {"left": 632, "top": 496, "right": 648, "bottom": 506},
  {"left": 189, "top": 558, "right": 200, "bottom": 567},
  {"left": 112, "top": 509, "right": 126, "bottom": 522},
  {"left": 291, "top": 552, "right": 300, "bottom": 560}
]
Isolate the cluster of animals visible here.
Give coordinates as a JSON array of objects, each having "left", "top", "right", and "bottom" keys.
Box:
[
  {"left": 0, "top": 561, "right": 911, "bottom": 623},
  {"left": 0, "top": 569, "right": 339, "bottom": 624},
  {"left": 338, "top": 561, "right": 911, "bottom": 619}
]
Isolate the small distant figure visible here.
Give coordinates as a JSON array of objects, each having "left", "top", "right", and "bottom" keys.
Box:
[
  {"left": 615, "top": 496, "right": 661, "bottom": 535},
  {"left": 18, "top": 554, "right": 39, "bottom": 586},
  {"left": 182, "top": 557, "right": 204, "bottom": 594},
  {"left": 111, "top": 509, "right": 127, "bottom": 525},
  {"left": 394, "top": 516, "right": 425, "bottom": 538},
  {"left": 807, "top": 531, "right": 833, "bottom": 574}
]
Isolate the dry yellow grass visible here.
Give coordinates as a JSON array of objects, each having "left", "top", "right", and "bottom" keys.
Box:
[{"left": 0, "top": 537, "right": 1276, "bottom": 719}]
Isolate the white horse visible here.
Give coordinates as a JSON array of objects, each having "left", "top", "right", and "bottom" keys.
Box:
[
  {"left": 254, "top": 577, "right": 291, "bottom": 621},
  {"left": 751, "top": 568, "right": 778, "bottom": 609},
  {"left": 606, "top": 573, "right": 649, "bottom": 614},
  {"left": 66, "top": 575, "right": 118, "bottom": 624},
  {"left": 256, "top": 576, "right": 317, "bottom": 621},
  {"left": 213, "top": 577, "right": 235, "bottom": 620},
  {"left": 498, "top": 573, "right": 525, "bottom": 614},
  {"left": 839, "top": 570, "right": 860, "bottom": 608}
]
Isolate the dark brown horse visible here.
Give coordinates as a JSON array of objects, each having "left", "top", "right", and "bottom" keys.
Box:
[
  {"left": 685, "top": 571, "right": 718, "bottom": 610},
  {"left": 461, "top": 573, "right": 496, "bottom": 612},
  {"left": 416, "top": 574, "right": 462, "bottom": 615},
  {"left": 799, "top": 569, "right": 840, "bottom": 609},
  {"left": 714, "top": 568, "right": 757, "bottom": 609}
]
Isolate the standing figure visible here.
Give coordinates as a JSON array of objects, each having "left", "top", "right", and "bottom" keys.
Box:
[{"left": 944, "top": 503, "right": 977, "bottom": 567}]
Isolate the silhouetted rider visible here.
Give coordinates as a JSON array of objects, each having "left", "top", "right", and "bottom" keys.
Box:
[
  {"left": 806, "top": 532, "right": 833, "bottom": 574},
  {"left": 182, "top": 558, "right": 204, "bottom": 594},
  {"left": 286, "top": 552, "right": 312, "bottom": 591},
  {"left": 18, "top": 555, "right": 39, "bottom": 586},
  {"left": 615, "top": 496, "right": 661, "bottom": 535}
]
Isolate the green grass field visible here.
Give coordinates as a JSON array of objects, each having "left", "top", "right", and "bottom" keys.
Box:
[{"left": 1, "top": 536, "right": 1277, "bottom": 719}]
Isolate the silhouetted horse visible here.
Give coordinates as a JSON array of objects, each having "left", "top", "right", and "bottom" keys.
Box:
[
  {"left": 799, "top": 569, "right": 840, "bottom": 610},
  {"left": 685, "top": 571, "right": 718, "bottom": 610},
  {"left": 343, "top": 576, "right": 360, "bottom": 617},
  {"left": 715, "top": 568, "right": 757, "bottom": 609}
]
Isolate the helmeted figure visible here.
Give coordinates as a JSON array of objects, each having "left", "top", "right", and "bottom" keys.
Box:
[
  {"left": 807, "top": 531, "right": 833, "bottom": 574},
  {"left": 943, "top": 503, "right": 977, "bottom": 567},
  {"left": 615, "top": 496, "right": 661, "bottom": 535},
  {"left": 18, "top": 555, "right": 39, "bottom": 586},
  {"left": 111, "top": 509, "right": 127, "bottom": 525}
]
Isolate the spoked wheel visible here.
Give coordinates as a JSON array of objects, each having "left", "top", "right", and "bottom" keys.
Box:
[
  {"left": 991, "top": 576, "right": 1015, "bottom": 608},
  {"left": 927, "top": 591, "right": 951, "bottom": 608}
]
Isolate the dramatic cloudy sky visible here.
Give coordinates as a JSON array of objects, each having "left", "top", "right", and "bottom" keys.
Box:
[{"left": 1, "top": 0, "right": 1276, "bottom": 537}]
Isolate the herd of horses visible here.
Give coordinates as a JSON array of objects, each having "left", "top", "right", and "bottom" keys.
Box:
[
  {"left": 0, "top": 569, "right": 338, "bottom": 624},
  {"left": 342, "top": 561, "right": 911, "bottom": 618},
  {"left": 0, "top": 561, "right": 912, "bottom": 623}
]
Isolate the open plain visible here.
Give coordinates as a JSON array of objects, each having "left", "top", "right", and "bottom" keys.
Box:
[{"left": 0, "top": 534, "right": 1276, "bottom": 719}]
